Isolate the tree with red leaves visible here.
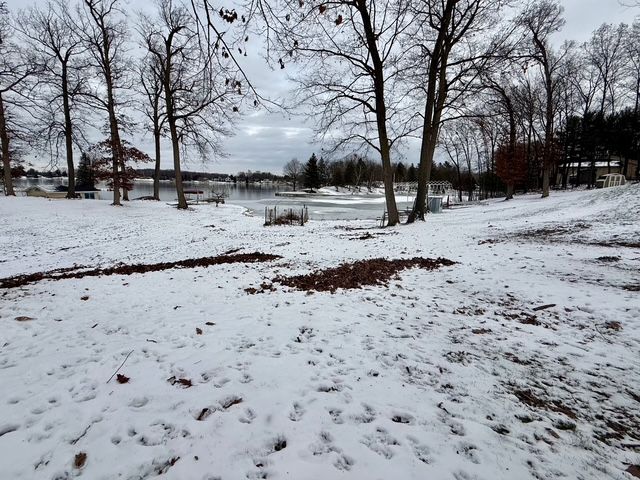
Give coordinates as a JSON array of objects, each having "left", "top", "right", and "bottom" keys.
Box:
[
  {"left": 89, "top": 139, "right": 151, "bottom": 197},
  {"left": 496, "top": 142, "right": 528, "bottom": 197}
]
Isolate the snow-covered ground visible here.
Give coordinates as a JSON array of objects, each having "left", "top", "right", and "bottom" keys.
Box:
[{"left": 0, "top": 185, "right": 639, "bottom": 480}]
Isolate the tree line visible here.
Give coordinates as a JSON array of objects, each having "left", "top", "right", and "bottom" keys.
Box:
[
  {"left": 1, "top": 0, "right": 638, "bottom": 225},
  {"left": 284, "top": 153, "right": 472, "bottom": 195}
]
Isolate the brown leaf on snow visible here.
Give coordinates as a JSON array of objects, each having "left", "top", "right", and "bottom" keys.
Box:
[
  {"left": 275, "top": 257, "right": 456, "bottom": 293},
  {"left": 116, "top": 374, "right": 130, "bottom": 384},
  {"left": 196, "top": 407, "right": 213, "bottom": 421},
  {"left": 167, "top": 376, "right": 193, "bottom": 388},
  {"left": 74, "top": 452, "right": 87, "bottom": 469},
  {"left": 196, "top": 328, "right": 203, "bottom": 335},
  {"left": 472, "top": 328, "right": 492, "bottom": 335},
  {"left": 0, "top": 252, "right": 281, "bottom": 289},
  {"left": 626, "top": 466, "right": 640, "bottom": 479}
]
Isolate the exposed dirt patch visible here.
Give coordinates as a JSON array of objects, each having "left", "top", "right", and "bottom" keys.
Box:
[
  {"left": 596, "top": 256, "right": 621, "bottom": 262},
  {"left": 589, "top": 240, "right": 640, "bottom": 249},
  {"left": 478, "top": 239, "right": 500, "bottom": 245},
  {"left": 500, "top": 311, "right": 541, "bottom": 326},
  {"left": 0, "top": 253, "right": 281, "bottom": 289},
  {"left": 342, "top": 231, "right": 399, "bottom": 241},
  {"left": 244, "top": 282, "right": 277, "bottom": 295},
  {"left": 472, "top": 328, "right": 492, "bottom": 335},
  {"left": 594, "top": 410, "right": 640, "bottom": 445},
  {"left": 627, "top": 465, "right": 640, "bottom": 478},
  {"left": 604, "top": 321, "right": 622, "bottom": 331},
  {"left": 513, "top": 388, "right": 577, "bottom": 419},
  {"left": 275, "top": 257, "right": 456, "bottom": 293},
  {"left": 517, "top": 222, "right": 591, "bottom": 240}
]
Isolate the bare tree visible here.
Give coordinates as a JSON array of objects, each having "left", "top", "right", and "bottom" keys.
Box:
[
  {"left": 17, "top": 0, "right": 87, "bottom": 198},
  {"left": 517, "top": 0, "right": 565, "bottom": 198},
  {"left": 0, "top": 2, "right": 38, "bottom": 196},
  {"left": 137, "top": 56, "right": 165, "bottom": 200},
  {"left": 283, "top": 157, "right": 302, "bottom": 191},
  {"left": 76, "top": 0, "right": 129, "bottom": 206},
  {"left": 444, "top": 121, "right": 478, "bottom": 201},
  {"left": 624, "top": 18, "right": 640, "bottom": 115},
  {"left": 407, "top": 0, "right": 507, "bottom": 223},
  {"left": 586, "top": 22, "right": 627, "bottom": 116},
  {"left": 141, "top": 0, "right": 238, "bottom": 210}
]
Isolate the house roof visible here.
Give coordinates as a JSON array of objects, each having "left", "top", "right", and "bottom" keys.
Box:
[{"left": 567, "top": 161, "right": 621, "bottom": 168}]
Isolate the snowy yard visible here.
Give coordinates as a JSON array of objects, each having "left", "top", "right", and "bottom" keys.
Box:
[{"left": 0, "top": 186, "right": 639, "bottom": 480}]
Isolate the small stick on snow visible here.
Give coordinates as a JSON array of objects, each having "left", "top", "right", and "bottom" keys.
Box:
[
  {"left": 594, "top": 326, "right": 613, "bottom": 344},
  {"left": 106, "top": 350, "right": 134, "bottom": 384},
  {"left": 532, "top": 304, "right": 556, "bottom": 312}
]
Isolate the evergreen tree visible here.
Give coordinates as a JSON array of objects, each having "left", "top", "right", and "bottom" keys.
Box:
[
  {"left": 76, "top": 152, "right": 96, "bottom": 191},
  {"left": 304, "top": 153, "right": 321, "bottom": 190},
  {"left": 317, "top": 156, "right": 330, "bottom": 186},
  {"left": 331, "top": 161, "right": 344, "bottom": 187},
  {"left": 407, "top": 164, "right": 418, "bottom": 182},
  {"left": 344, "top": 159, "right": 356, "bottom": 186},
  {"left": 394, "top": 162, "right": 407, "bottom": 182}
]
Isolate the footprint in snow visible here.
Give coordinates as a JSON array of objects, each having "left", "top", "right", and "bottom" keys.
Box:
[
  {"left": 333, "top": 454, "right": 355, "bottom": 471},
  {"left": 129, "top": 397, "right": 149, "bottom": 408},
  {"left": 288, "top": 402, "right": 305, "bottom": 422},
  {"left": 238, "top": 408, "right": 256, "bottom": 424},
  {"left": 361, "top": 427, "right": 400, "bottom": 459},
  {"left": 328, "top": 408, "right": 344, "bottom": 424}
]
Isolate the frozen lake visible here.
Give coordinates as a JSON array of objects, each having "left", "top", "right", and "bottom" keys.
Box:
[{"left": 13, "top": 178, "right": 417, "bottom": 221}]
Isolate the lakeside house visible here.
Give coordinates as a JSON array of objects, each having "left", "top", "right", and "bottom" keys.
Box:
[
  {"left": 566, "top": 157, "right": 639, "bottom": 185},
  {"left": 25, "top": 185, "right": 101, "bottom": 200}
]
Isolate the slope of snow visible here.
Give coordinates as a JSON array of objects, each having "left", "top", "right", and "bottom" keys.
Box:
[{"left": 0, "top": 185, "right": 638, "bottom": 480}]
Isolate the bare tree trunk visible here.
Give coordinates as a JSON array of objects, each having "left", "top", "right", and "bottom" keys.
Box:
[
  {"left": 0, "top": 92, "right": 14, "bottom": 196},
  {"left": 153, "top": 129, "right": 161, "bottom": 200},
  {"left": 101, "top": 39, "right": 121, "bottom": 207},
  {"left": 169, "top": 120, "right": 186, "bottom": 209},
  {"left": 61, "top": 63, "right": 76, "bottom": 199},
  {"left": 507, "top": 103, "right": 517, "bottom": 200},
  {"left": 356, "top": 0, "right": 399, "bottom": 226},
  {"left": 411, "top": 128, "right": 436, "bottom": 221},
  {"left": 109, "top": 116, "right": 121, "bottom": 206},
  {"left": 541, "top": 69, "right": 553, "bottom": 198},
  {"left": 119, "top": 158, "right": 129, "bottom": 201},
  {"left": 506, "top": 182, "right": 514, "bottom": 199}
]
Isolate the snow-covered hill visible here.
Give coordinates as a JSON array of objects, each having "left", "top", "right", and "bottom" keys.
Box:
[{"left": 0, "top": 185, "right": 638, "bottom": 479}]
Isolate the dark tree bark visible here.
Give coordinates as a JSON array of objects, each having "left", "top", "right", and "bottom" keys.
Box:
[
  {"left": 0, "top": 92, "right": 13, "bottom": 196},
  {"left": 356, "top": 0, "right": 399, "bottom": 226}
]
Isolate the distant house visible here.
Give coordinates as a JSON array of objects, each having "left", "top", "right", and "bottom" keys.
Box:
[
  {"left": 25, "top": 186, "right": 66, "bottom": 199},
  {"left": 25, "top": 185, "right": 101, "bottom": 200},
  {"left": 76, "top": 190, "right": 101, "bottom": 200},
  {"left": 566, "top": 157, "right": 639, "bottom": 185}
]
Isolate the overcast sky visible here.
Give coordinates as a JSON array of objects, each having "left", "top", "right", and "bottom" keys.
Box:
[{"left": 5, "top": 0, "right": 639, "bottom": 174}]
